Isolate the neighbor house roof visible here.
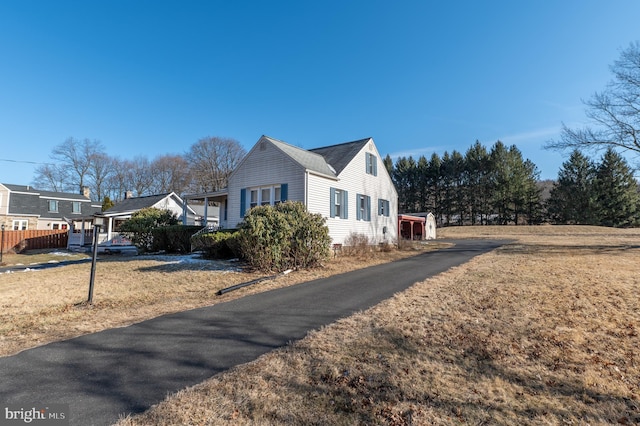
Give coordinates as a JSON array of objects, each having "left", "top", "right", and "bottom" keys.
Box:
[
  {"left": 1, "top": 183, "right": 100, "bottom": 218},
  {"left": 2, "top": 184, "right": 93, "bottom": 201},
  {"left": 104, "top": 193, "right": 176, "bottom": 215}
]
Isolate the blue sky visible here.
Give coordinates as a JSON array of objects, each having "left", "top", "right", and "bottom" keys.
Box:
[{"left": 1, "top": 1, "right": 639, "bottom": 186}]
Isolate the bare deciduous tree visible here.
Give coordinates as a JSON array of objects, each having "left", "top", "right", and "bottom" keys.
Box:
[
  {"left": 546, "top": 42, "right": 640, "bottom": 157},
  {"left": 33, "top": 163, "right": 70, "bottom": 192},
  {"left": 87, "top": 152, "right": 113, "bottom": 202},
  {"left": 149, "top": 154, "right": 191, "bottom": 195},
  {"left": 186, "top": 136, "right": 246, "bottom": 192}
]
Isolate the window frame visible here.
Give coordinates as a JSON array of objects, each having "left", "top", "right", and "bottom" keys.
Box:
[
  {"left": 356, "top": 194, "right": 371, "bottom": 221},
  {"left": 330, "top": 187, "right": 348, "bottom": 219},
  {"left": 12, "top": 220, "right": 28, "bottom": 230},
  {"left": 365, "top": 152, "right": 378, "bottom": 176},
  {"left": 378, "top": 199, "right": 390, "bottom": 217},
  {"left": 72, "top": 201, "right": 82, "bottom": 214},
  {"left": 47, "top": 200, "right": 59, "bottom": 212}
]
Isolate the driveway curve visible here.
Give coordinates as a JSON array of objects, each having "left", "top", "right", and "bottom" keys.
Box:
[{"left": 0, "top": 239, "right": 508, "bottom": 425}]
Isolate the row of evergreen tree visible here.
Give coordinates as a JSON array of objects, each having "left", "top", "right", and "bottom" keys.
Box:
[
  {"left": 547, "top": 148, "right": 640, "bottom": 227},
  {"left": 384, "top": 141, "right": 640, "bottom": 227}
]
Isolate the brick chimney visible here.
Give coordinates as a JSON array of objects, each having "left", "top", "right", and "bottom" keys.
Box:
[
  {"left": 82, "top": 186, "right": 90, "bottom": 199},
  {"left": 125, "top": 190, "right": 133, "bottom": 199}
]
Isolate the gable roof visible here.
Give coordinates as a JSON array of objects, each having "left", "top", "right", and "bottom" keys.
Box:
[
  {"left": 262, "top": 136, "right": 338, "bottom": 178},
  {"left": 309, "top": 138, "right": 371, "bottom": 175},
  {"left": 103, "top": 193, "right": 183, "bottom": 215},
  {"left": 260, "top": 135, "right": 372, "bottom": 178}
]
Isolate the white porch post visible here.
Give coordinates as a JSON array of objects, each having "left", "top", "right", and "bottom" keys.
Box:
[
  {"left": 203, "top": 197, "right": 209, "bottom": 227},
  {"left": 107, "top": 217, "right": 113, "bottom": 241},
  {"left": 183, "top": 199, "right": 188, "bottom": 225}
]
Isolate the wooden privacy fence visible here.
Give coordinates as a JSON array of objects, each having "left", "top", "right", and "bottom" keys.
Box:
[{"left": 0, "top": 230, "right": 69, "bottom": 253}]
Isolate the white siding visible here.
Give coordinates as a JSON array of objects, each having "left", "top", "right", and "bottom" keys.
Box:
[
  {"left": 153, "top": 196, "right": 186, "bottom": 220},
  {"left": 227, "top": 137, "right": 306, "bottom": 229},
  {"left": 307, "top": 141, "right": 398, "bottom": 245}
]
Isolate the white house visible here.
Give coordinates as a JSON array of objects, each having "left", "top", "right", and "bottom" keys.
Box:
[
  {"left": 101, "top": 192, "right": 195, "bottom": 241},
  {"left": 184, "top": 135, "right": 398, "bottom": 245}
]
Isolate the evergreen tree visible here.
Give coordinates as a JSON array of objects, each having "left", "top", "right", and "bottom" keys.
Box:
[
  {"left": 426, "top": 153, "right": 442, "bottom": 222},
  {"left": 489, "top": 141, "right": 513, "bottom": 224},
  {"left": 440, "top": 152, "right": 455, "bottom": 225},
  {"left": 393, "top": 157, "right": 412, "bottom": 213},
  {"left": 547, "top": 150, "right": 597, "bottom": 224},
  {"left": 594, "top": 148, "right": 640, "bottom": 227},
  {"left": 464, "top": 141, "right": 492, "bottom": 225},
  {"left": 522, "top": 159, "right": 543, "bottom": 224},
  {"left": 416, "top": 155, "right": 429, "bottom": 212}
]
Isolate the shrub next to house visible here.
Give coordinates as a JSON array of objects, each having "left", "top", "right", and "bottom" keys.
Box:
[
  {"left": 191, "top": 230, "right": 240, "bottom": 259},
  {"left": 119, "top": 207, "right": 179, "bottom": 252},
  {"left": 236, "top": 201, "right": 330, "bottom": 272}
]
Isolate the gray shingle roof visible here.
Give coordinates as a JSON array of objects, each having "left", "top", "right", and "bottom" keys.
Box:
[
  {"left": 262, "top": 136, "right": 371, "bottom": 177},
  {"left": 103, "top": 193, "right": 176, "bottom": 215},
  {"left": 3, "top": 184, "right": 91, "bottom": 200},
  {"left": 2, "top": 183, "right": 100, "bottom": 218},
  {"left": 263, "top": 136, "right": 338, "bottom": 177},
  {"left": 309, "top": 138, "right": 371, "bottom": 175}
]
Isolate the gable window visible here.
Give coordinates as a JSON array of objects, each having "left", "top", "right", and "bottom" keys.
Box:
[
  {"left": 365, "top": 152, "right": 378, "bottom": 176},
  {"left": 13, "top": 220, "right": 28, "bottom": 230},
  {"left": 47, "top": 200, "right": 58, "bottom": 212},
  {"left": 330, "top": 187, "right": 348, "bottom": 219},
  {"left": 72, "top": 201, "right": 82, "bottom": 214},
  {"left": 378, "top": 199, "right": 390, "bottom": 217},
  {"left": 356, "top": 194, "right": 371, "bottom": 221}
]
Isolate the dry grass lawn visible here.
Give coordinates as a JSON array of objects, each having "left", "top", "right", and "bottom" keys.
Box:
[
  {"left": 2, "top": 227, "right": 639, "bottom": 425},
  {"left": 112, "top": 226, "right": 640, "bottom": 425},
  {"left": 0, "top": 243, "right": 443, "bottom": 357}
]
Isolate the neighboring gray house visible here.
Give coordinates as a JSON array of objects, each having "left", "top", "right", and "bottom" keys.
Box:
[
  {"left": 184, "top": 135, "right": 398, "bottom": 245},
  {"left": 0, "top": 183, "right": 101, "bottom": 230}
]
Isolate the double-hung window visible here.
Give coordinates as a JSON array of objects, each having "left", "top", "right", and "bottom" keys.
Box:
[
  {"left": 241, "top": 184, "right": 288, "bottom": 217},
  {"left": 378, "top": 199, "right": 390, "bottom": 217},
  {"left": 72, "top": 201, "right": 82, "bottom": 214},
  {"left": 365, "top": 152, "right": 378, "bottom": 176},
  {"left": 356, "top": 194, "right": 371, "bottom": 221},
  {"left": 47, "top": 200, "right": 58, "bottom": 212},
  {"left": 330, "top": 188, "right": 348, "bottom": 219},
  {"left": 13, "top": 220, "right": 28, "bottom": 230}
]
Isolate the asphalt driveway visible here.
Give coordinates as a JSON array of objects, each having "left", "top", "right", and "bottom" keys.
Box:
[{"left": 0, "top": 239, "right": 508, "bottom": 426}]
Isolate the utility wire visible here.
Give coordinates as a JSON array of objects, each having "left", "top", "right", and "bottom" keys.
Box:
[{"left": 0, "top": 158, "right": 54, "bottom": 165}]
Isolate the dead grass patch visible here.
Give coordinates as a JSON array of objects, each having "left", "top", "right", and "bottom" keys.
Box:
[
  {"left": 0, "top": 246, "right": 442, "bottom": 357},
  {"left": 115, "top": 226, "right": 640, "bottom": 425}
]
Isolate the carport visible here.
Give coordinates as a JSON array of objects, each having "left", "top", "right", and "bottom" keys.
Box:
[{"left": 398, "top": 214, "right": 425, "bottom": 240}]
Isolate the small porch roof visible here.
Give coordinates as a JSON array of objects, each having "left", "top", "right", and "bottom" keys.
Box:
[{"left": 183, "top": 189, "right": 228, "bottom": 203}]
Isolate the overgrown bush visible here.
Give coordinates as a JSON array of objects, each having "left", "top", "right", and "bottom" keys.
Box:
[
  {"left": 236, "top": 201, "right": 330, "bottom": 272},
  {"left": 191, "top": 230, "right": 240, "bottom": 259},
  {"left": 343, "top": 232, "right": 372, "bottom": 257},
  {"left": 152, "top": 225, "right": 201, "bottom": 253},
  {"left": 118, "top": 207, "right": 179, "bottom": 252}
]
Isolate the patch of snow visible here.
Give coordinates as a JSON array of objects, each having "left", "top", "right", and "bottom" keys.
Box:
[
  {"left": 137, "top": 253, "right": 242, "bottom": 272},
  {"left": 50, "top": 251, "right": 77, "bottom": 257}
]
